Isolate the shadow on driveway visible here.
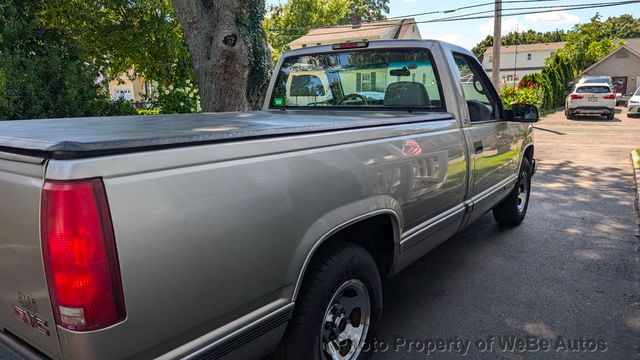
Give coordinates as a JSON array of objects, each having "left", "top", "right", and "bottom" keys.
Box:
[{"left": 372, "top": 160, "right": 639, "bottom": 359}]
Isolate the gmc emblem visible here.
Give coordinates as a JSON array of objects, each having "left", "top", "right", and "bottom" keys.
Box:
[{"left": 13, "top": 306, "right": 50, "bottom": 336}]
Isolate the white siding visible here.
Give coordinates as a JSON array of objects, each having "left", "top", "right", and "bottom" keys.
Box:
[{"left": 483, "top": 49, "right": 558, "bottom": 85}]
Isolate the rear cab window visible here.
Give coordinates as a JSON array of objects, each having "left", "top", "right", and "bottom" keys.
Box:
[{"left": 270, "top": 48, "right": 446, "bottom": 112}]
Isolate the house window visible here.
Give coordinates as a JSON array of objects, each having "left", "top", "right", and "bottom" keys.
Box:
[
  {"left": 507, "top": 75, "right": 513, "bottom": 82},
  {"left": 489, "top": 55, "right": 493, "bottom": 63},
  {"left": 550, "top": 51, "right": 555, "bottom": 57},
  {"left": 361, "top": 73, "right": 371, "bottom": 91},
  {"left": 527, "top": 53, "right": 532, "bottom": 61},
  {"left": 301, "top": 44, "right": 306, "bottom": 48},
  {"left": 115, "top": 89, "right": 132, "bottom": 101},
  {"left": 357, "top": 72, "right": 376, "bottom": 92}
]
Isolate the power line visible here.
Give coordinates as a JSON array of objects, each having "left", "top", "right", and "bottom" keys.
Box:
[
  {"left": 268, "top": 1, "right": 640, "bottom": 37},
  {"left": 269, "top": 0, "right": 573, "bottom": 31},
  {"left": 403, "top": 0, "right": 637, "bottom": 22},
  {"left": 387, "top": 0, "right": 562, "bottom": 20}
]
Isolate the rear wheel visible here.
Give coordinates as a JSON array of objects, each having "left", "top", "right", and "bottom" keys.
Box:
[
  {"left": 493, "top": 158, "right": 532, "bottom": 226},
  {"left": 566, "top": 109, "right": 575, "bottom": 120},
  {"left": 276, "top": 242, "right": 382, "bottom": 360},
  {"left": 607, "top": 111, "right": 615, "bottom": 120}
]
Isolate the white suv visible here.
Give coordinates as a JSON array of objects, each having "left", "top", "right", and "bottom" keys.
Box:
[
  {"left": 628, "top": 87, "right": 640, "bottom": 118},
  {"left": 565, "top": 83, "right": 616, "bottom": 120}
]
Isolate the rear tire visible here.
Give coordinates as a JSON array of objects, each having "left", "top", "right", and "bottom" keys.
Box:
[
  {"left": 607, "top": 112, "right": 615, "bottom": 120},
  {"left": 493, "top": 158, "right": 532, "bottom": 226},
  {"left": 276, "top": 242, "right": 382, "bottom": 360}
]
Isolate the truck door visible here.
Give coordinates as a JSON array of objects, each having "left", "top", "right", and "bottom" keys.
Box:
[{"left": 453, "top": 54, "right": 520, "bottom": 221}]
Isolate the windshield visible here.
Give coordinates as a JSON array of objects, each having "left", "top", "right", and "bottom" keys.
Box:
[
  {"left": 635, "top": 88, "right": 640, "bottom": 96},
  {"left": 576, "top": 86, "right": 611, "bottom": 93},
  {"left": 270, "top": 48, "right": 444, "bottom": 111}
]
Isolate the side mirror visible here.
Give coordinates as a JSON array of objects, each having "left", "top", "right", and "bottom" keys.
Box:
[{"left": 506, "top": 103, "right": 539, "bottom": 122}]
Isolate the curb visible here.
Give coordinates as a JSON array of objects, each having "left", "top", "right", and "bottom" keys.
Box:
[{"left": 631, "top": 150, "right": 640, "bottom": 231}]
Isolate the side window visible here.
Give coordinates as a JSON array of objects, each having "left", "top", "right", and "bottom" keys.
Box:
[{"left": 454, "top": 54, "right": 498, "bottom": 122}]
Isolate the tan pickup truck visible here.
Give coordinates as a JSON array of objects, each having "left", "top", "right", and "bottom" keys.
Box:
[{"left": 0, "top": 40, "right": 537, "bottom": 360}]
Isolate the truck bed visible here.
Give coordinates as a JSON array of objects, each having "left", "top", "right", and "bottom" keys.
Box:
[{"left": 0, "top": 110, "right": 451, "bottom": 159}]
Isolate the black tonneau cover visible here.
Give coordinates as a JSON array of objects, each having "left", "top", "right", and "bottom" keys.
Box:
[{"left": 0, "top": 110, "right": 451, "bottom": 159}]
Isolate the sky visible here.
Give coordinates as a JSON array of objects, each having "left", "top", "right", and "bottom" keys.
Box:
[{"left": 265, "top": 0, "right": 640, "bottom": 50}]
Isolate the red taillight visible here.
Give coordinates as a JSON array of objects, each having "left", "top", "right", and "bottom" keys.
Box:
[
  {"left": 603, "top": 94, "right": 615, "bottom": 100},
  {"left": 570, "top": 94, "right": 584, "bottom": 100},
  {"left": 41, "top": 178, "right": 125, "bottom": 331}
]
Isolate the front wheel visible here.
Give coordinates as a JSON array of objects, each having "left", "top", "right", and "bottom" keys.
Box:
[
  {"left": 493, "top": 158, "right": 532, "bottom": 226},
  {"left": 276, "top": 242, "right": 382, "bottom": 360}
]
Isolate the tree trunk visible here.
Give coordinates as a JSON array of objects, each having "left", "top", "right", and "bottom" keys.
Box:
[{"left": 170, "top": 0, "right": 270, "bottom": 112}]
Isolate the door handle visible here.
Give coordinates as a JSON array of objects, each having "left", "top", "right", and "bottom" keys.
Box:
[{"left": 474, "top": 141, "right": 484, "bottom": 154}]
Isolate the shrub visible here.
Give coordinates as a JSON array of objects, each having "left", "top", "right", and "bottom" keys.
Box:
[
  {"left": 137, "top": 108, "right": 161, "bottom": 116},
  {"left": 150, "top": 79, "right": 201, "bottom": 114},
  {"left": 499, "top": 81, "right": 541, "bottom": 108},
  {"left": 0, "top": 0, "right": 133, "bottom": 120}
]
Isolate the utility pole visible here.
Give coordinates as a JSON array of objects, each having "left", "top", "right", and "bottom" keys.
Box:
[
  {"left": 491, "top": 0, "right": 502, "bottom": 89},
  {"left": 513, "top": 24, "right": 519, "bottom": 88}
]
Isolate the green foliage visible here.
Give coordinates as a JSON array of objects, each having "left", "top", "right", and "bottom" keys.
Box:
[
  {"left": 605, "top": 14, "right": 640, "bottom": 40},
  {"left": 101, "top": 98, "right": 138, "bottom": 116},
  {"left": 150, "top": 79, "right": 201, "bottom": 114},
  {"left": 348, "top": 0, "right": 390, "bottom": 22},
  {"left": 472, "top": 30, "right": 567, "bottom": 62},
  {"left": 0, "top": 0, "right": 135, "bottom": 120},
  {"left": 264, "top": 0, "right": 389, "bottom": 60},
  {"left": 559, "top": 14, "right": 624, "bottom": 72},
  {"left": 516, "top": 53, "right": 575, "bottom": 112},
  {"left": 499, "top": 81, "right": 541, "bottom": 108},
  {"left": 137, "top": 108, "right": 161, "bottom": 115},
  {"left": 41, "top": 0, "right": 193, "bottom": 86}
]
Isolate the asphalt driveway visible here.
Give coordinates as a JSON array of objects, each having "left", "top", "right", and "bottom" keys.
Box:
[{"left": 372, "top": 108, "right": 640, "bottom": 359}]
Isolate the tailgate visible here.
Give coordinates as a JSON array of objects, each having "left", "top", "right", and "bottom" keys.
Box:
[{"left": 0, "top": 156, "right": 62, "bottom": 359}]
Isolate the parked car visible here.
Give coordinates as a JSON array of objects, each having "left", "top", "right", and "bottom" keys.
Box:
[
  {"left": 565, "top": 83, "right": 617, "bottom": 120},
  {"left": 577, "top": 76, "right": 622, "bottom": 104},
  {"left": 0, "top": 40, "right": 538, "bottom": 360},
  {"left": 628, "top": 87, "right": 640, "bottom": 118}
]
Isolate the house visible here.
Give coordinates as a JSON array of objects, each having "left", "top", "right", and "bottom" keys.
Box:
[
  {"left": 108, "top": 70, "right": 152, "bottom": 103},
  {"left": 288, "top": 18, "right": 421, "bottom": 49},
  {"left": 482, "top": 42, "right": 565, "bottom": 84},
  {"left": 580, "top": 38, "right": 640, "bottom": 96}
]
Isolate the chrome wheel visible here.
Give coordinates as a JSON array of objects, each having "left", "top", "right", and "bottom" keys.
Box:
[
  {"left": 516, "top": 171, "right": 529, "bottom": 213},
  {"left": 320, "top": 279, "right": 371, "bottom": 360}
]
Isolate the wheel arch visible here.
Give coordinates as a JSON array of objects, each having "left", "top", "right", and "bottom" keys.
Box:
[
  {"left": 290, "top": 206, "right": 401, "bottom": 301},
  {"left": 523, "top": 144, "right": 534, "bottom": 165}
]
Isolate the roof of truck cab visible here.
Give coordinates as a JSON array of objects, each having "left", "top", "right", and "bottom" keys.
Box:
[{"left": 0, "top": 110, "right": 452, "bottom": 160}]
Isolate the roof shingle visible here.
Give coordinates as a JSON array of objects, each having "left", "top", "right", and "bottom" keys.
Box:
[
  {"left": 289, "top": 19, "right": 414, "bottom": 47},
  {"left": 484, "top": 42, "right": 565, "bottom": 55}
]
